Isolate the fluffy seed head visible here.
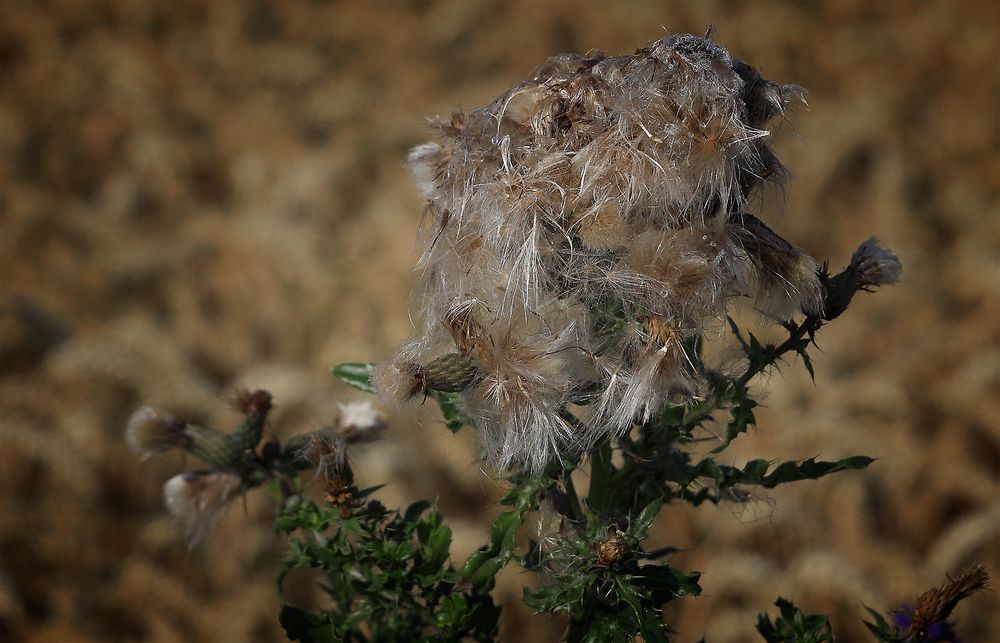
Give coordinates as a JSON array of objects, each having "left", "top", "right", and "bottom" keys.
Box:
[
  {"left": 850, "top": 236, "right": 902, "bottom": 287},
  {"left": 337, "top": 400, "right": 387, "bottom": 443},
  {"left": 373, "top": 360, "right": 427, "bottom": 405},
  {"left": 822, "top": 236, "right": 903, "bottom": 320},
  {"left": 163, "top": 471, "right": 243, "bottom": 546},
  {"left": 386, "top": 32, "right": 823, "bottom": 471},
  {"left": 125, "top": 406, "right": 188, "bottom": 459}
]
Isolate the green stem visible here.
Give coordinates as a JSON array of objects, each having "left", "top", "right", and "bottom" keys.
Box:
[
  {"left": 563, "top": 471, "right": 585, "bottom": 523},
  {"left": 587, "top": 439, "right": 614, "bottom": 514},
  {"left": 736, "top": 316, "right": 821, "bottom": 387}
]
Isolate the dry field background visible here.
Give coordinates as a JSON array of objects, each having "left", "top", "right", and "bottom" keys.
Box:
[{"left": 1, "top": 1, "right": 997, "bottom": 641}]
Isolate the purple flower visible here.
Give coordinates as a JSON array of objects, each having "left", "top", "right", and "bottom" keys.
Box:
[{"left": 892, "top": 607, "right": 914, "bottom": 631}]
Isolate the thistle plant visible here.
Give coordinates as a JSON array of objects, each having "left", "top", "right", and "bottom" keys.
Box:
[{"left": 128, "top": 33, "right": 989, "bottom": 642}]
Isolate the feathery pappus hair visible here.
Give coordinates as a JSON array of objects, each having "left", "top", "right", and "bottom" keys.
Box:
[{"left": 381, "top": 32, "right": 824, "bottom": 471}]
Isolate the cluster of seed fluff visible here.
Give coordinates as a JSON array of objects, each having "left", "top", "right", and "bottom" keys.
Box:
[
  {"left": 377, "top": 34, "right": 823, "bottom": 472},
  {"left": 126, "top": 398, "right": 385, "bottom": 545}
]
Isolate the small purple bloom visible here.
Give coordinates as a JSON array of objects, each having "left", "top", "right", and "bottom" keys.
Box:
[
  {"left": 924, "top": 620, "right": 960, "bottom": 642},
  {"left": 893, "top": 607, "right": 914, "bottom": 630}
]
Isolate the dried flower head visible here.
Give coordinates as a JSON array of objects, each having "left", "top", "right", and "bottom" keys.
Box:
[
  {"left": 299, "top": 433, "right": 358, "bottom": 507},
  {"left": 235, "top": 388, "right": 273, "bottom": 416},
  {"left": 125, "top": 406, "right": 188, "bottom": 459},
  {"left": 595, "top": 528, "right": 628, "bottom": 567},
  {"left": 337, "top": 400, "right": 387, "bottom": 442},
  {"left": 163, "top": 470, "right": 243, "bottom": 546},
  {"left": 850, "top": 236, "right": 902, "bottom": 287},
  {"left": 383, "top": 33, "right": 825, "bottom": 471},
  {"left": 128, "top": 389, "right": 388, "bottom": 545},
  {"left": 893, "top": 564, "right": 990, "bottom": 642},
  {"left": 823, "top": 236, "right": 903, "bottom": 320}
]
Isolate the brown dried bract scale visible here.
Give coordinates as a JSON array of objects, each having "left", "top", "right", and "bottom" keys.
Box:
[
  {"left": 235, "top": 389, "right": 273, "bottom": 417},
  {"left": 381, "top": 33, "right": 825, "bottom": 471},
  {"left": 594, "top": 528, "right": 629, "bottom": 567},
  {"left": 302, "top": 434, "right": 359, "bottom": 507},
  {"left": 905, "top": 564, "right": 990, "bottom": 640}
]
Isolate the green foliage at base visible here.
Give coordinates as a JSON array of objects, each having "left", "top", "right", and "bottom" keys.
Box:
[
  {"left": 757, "top": 598, "right": 835, "bottom": 643},
  {"left": 320, "top": 315, "right": 895, "bottom": 641},
  {"left": 277, "top": 497, "right": 499, "bottom": 642}
]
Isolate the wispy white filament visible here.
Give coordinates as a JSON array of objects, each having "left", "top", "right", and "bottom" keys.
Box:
[{"left": 384, "top": 33, "right": 824, "bottom": 471}]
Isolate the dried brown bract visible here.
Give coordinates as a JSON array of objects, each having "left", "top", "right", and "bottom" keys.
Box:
[
  {"left": 902, "top": 564, "right": 990, "bottom": 641},
  {"left": 235, "top": 388, "right": 273, "bottom": 417},
  {"left": 594, "top": 529, "right": 628, "bottom": 567}
]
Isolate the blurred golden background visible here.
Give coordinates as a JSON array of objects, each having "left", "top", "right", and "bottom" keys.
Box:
[{"left": 1, "top": 1, "right": 997, "bottom": 641}]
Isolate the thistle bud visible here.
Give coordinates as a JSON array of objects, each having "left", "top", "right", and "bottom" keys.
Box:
[
  {"left": 232, "top": 389, "right": 272, "bottom": 451},
  {"left": 125, "top": 406, "right": 188, "bottom": 459},
  {"left": 280, "top": 433, "right": 315, "bottom": 470},
  {"left": 374, "top": 353, "right": 479, "bottom": 403},
  {"left": 595, "top": 529, "right": 628, "bottom": 567},
  {"left": 163, "top": 471, "right": 243, "bottom": 546},
  {"left": 373, "top": 360, "right": 423, "bottom": 404},
  {"left": 183, "top": 424, "right": 243, "bottom": 469},
  {"left": 423, "top": 353, "right": 480, "bottom": 392}
]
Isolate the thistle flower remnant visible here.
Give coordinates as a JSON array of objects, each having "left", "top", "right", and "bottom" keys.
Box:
[
  {"left": 379, "top": 33, "right": 832, "bottom": 471},
  {"left": 823, "top": 236, "right": 902, "bottom": 320},
  {"left": 126, "top": 391, "right": 392, "bottom": 544},
  {"left": 850, "top": 237, "right": 902, "bottom": 288},
  {"left": 336, "top": 400, "right": 387, "bottom": 442},
  {"left": 891, "top": 564, "right": 990, "bottom": 642},
  {"left": 125, "top": 406, "right": 187, "bottom": 459},
  {"left": 163, "top": 471, "right": 243, "bottom": 546}
]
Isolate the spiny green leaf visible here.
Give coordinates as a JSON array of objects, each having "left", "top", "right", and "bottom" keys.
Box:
[
  {"left": 356, "top": 483, "right": 387, "bottom": 499},
  {"left": 639, "top": 611, "right": 671, "bottom": 643},
  {"left": 629, "top": 498, "right": 662, "bottom": 539},
  {"left": 728, "top": 316, "right": 750, "bottom": 351},
  {"left": 863, "top": 605, "right": 891, "bottom": 631},
  {"left": 711, "top": 393, "right": 757, "bottom": 453},
  {"left": 332, "top": 362, "right": 377, "bottom": 393},
  {"left": 759, "top": 456, "right": 874, "bottom": 488},
  {"left": 461, "top": 509, "right": 526, "bottom": 584},
  {"left": 757, "top": 597, "right": 835, "bottom": 642},
  {"left": 690, "top": 455, "right": 874, "bottom": 492},
  {"left": 798, "top": 348, "right": 816, "bottom": 382},
  {"left": 613, "top": 576, "right": 645, "bottom": 623},
  {"left": 404, "top": 499, "right": 432, "bottom": 523},
  {"left": 862, "top": 605, "right": 902, "bottom": 642},
  {"left": 425, "top": 523, "right": 452, "bottom": 569},
  {"left": 431, "top": 390, "right": 474, "bottom": 433},
  {"left": 464, "top": 557, "right": 505, "bottom": 586}
]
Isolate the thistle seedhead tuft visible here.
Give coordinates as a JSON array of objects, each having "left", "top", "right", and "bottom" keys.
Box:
[
  {"left": 823, "top": 236, "right": 903, "bottom": 320},
  {"left": 163, "top": 470, "right": 243, "bottom": 546},
  {"left": 382, "top": 32, "right": 853, "bottom": 472},
  {"left": 125, "top": 406, "right": 189, "bottom": 459}
]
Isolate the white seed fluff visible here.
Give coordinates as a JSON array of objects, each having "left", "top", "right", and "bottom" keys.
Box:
[{"left": 384, "top": 33, "right": 824, "bottom": 471}]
